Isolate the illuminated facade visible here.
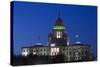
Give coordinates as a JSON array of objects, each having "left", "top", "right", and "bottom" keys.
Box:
[
  {"left": 48, "top": 16, "right": 69, "bottom": 47},
  {"left": 21, "top": 16, "right": 94, "bottom": 62}
]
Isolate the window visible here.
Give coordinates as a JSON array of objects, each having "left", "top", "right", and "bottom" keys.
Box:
[
  {"left": 50, "top": 48, "right": 59, "bottom": 56},
  {"left": 51, "top": 43, "right": 55, "bottom": 47},
  {"left": 33, "top": 52, "right": 36, "bottom": 55},
  {"left": 33, "top": 49, "right": 36, "bottom": 55},
  {"left": 56, "top": 48, "right": 59, "bottom": 52},
  {"left": 56, "top": 31, "right": 62, "bottom": 38},
  {"left": 22, "top": 49, "right": 29, "bottom": 57}
]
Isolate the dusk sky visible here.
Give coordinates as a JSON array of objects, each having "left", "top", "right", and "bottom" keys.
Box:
[{"left": 12, "top": 1, "right": 97, "bottom": 56}]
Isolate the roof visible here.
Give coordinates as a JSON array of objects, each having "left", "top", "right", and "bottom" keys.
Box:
[
  {"left": 54, "top": 17, "right": 64, "bottom": 26},
  {"left": 21, "top": 43, "right": 47, "bottom": 49}
]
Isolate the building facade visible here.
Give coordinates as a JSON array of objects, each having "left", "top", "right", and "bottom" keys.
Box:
[{"left": 21, "top": 16, "right": 94, "bottom": 62}]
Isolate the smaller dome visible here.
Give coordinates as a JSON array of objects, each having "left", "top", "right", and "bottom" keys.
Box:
[
  {"left": 36, "top": 42, "right": 43, "bottom": 45},
  {"left": 33, "top": 43, "right": 45, "bottom": 47}
]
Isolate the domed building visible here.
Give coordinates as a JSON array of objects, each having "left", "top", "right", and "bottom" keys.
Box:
[
  {"left": 48, "top": 16, "right": 69, "bottom": 46},
  {"left": 21, "top": 15, "right": 94, "bottom": 62}
]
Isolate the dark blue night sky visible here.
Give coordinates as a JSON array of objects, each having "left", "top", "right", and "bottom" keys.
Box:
[{"left": 12, "top": 1, "right": 97, "bottom": 57}]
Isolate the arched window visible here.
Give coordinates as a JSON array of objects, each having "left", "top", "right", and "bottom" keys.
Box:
[
  {"left": 50, "top": 48, "right": 59, "bottom": 56},
  {"left": 56, "top": 31, "right": 62, "bottom": 38}
]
